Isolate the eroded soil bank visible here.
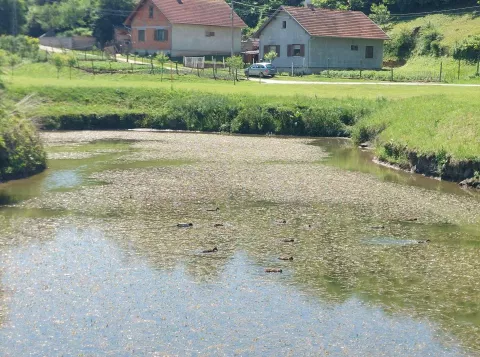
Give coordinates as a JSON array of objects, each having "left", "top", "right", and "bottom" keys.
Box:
[{"left": 1, "top": 131, "right": 479, "bottom": 356}]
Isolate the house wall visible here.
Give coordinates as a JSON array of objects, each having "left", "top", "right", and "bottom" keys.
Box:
[
  {"left": 171, "top": 24, "right": 242, "bottom": 57},
  {"left": 259, "top": 12, "right": 310, "bottom": 70},
  {"left": 130, "top": 0, "right": 172, "bottom": 54},
  {"left": 309, "top": 37, "right": 384, "bottom": 70},
  {"left": 259, "top": 12, "right": 385, "bottom": 72}
]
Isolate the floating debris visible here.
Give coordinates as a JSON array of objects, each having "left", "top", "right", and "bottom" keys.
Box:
[
  {"left": 275, "top": 219, "right": 287, "bottom": 224},
  {"left": 282, "top": 238, "right": 295, "bottom": 243},
  {"left": 207, "top": 207, "right": 220, "bottom": 212},
  {"left": 265, "top": 268, "right": 282, "bottom": 273},
  {"left": 370, "top": 225, "right": 385, "bottom": 229},
  {"left": 177, "top": 223, "right": 193, "bottom": 228},
  {"left": 214, "top": 223, "right": 224, "bottom": 227},
  {"left": 202, "top": 247, "right": 218, "bottom": 253},
  {"left": 278, "top": 256, "right": 294, "bottom": 261}
]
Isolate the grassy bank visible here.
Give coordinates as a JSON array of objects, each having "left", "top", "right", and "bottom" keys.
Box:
[
  {"left": 352, "top": 96, "right": 480, "bottom": 181},
  {"left": 8, "top": 85, "right": 378, "bottom": 137}
]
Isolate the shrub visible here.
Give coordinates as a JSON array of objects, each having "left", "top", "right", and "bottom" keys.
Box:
[
  {"left": 385, "top": 27, "right": 416, "bottom": 61},
  {"left": 453, "top": 35, "right": 480, "bottom": 63},
  {"left": 417, "top": 24, "right": 444, "bottom": 57}
]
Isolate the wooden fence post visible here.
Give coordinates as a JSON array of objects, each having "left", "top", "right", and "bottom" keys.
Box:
[
  {"left": 457, "top": 58, "right": 461, "bottom": 80},
  {"left": 439, "top": 61, "right": 443, "bottom": 82},
  {"left": 390, "top": 68, "right": 393, "bottom": 81}
]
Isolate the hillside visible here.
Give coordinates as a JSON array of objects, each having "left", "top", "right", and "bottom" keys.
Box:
[{"left": 389, "top": 12, "right": 480, "bottom": 54}]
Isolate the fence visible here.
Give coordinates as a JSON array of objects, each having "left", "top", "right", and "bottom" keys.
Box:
[
  {"left": 183, "top": 57, "right": 205, "bottom": 69},
  {"left": 285, "top": 60, "right": 480, "bottom": 83}
]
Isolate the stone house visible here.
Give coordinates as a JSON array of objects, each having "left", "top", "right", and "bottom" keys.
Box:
[
  {"left": 123, "top": 0, "right": 246, "bottom": 56},
  {"left": 256, "top": 5, "right": 389, "bottom": 73}
]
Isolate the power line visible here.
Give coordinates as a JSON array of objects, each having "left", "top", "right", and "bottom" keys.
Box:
[{"left": 390, "top": 5, "right": 480, "bottom": 17}]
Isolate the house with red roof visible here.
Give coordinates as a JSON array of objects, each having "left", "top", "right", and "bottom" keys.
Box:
[
  {"left": 124, "top": 0, "right": 246, "bottom": 56},
  {"left": 256, "top": 4, "right": 389, "bottom": 73}
]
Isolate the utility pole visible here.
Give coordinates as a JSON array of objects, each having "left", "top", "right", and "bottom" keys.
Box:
[
  {"left": 230, "top": 0, "right": 234, "bottom": 57},
  {"left": 11, "top": 0, "right": 18, "bottom": 37}
]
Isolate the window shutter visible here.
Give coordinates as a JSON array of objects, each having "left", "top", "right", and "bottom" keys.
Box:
[
  {"left": 287, "top": 45, "right": 292, "bottom": 57},
  {"left": 276, "top": 45, "right": 280, "bottom": 56},
  {"left": 300, "top": 44, "right": 305, "bottom": 57},
  {"left": 164, "top": 30, "right": 168, "bottom": 41}
]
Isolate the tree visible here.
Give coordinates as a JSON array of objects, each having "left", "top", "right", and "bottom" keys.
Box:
[
  {"left": 225, "top": 55, "right": 244, "bottom": 85},
  {"left": 264, "top": 50, "right": 278, "bottom": 63},
  {"left": 156, "top": 52, "right": 169, "bottom": 82},
  {"left": 0, "top": 0, "right": 28, "bottom": 35},
  {"left": 51, "top": 53, "right": 66, "bottom": 78},
  {"left": 93, "top": 0, "right": 135, "bottom": 45},
  {"left": 369, "top": 2, "right": 391, "bottom": 30},
  {"left": 8, "top": 54, "right": 20, "bottom": 76},
  {"left": 66, "top": 54, "right": 77, "bottom": 79}
]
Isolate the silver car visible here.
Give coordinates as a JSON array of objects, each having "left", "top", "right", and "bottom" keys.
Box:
[{"left": 244, "top": 63, "right": 277, "bottom": 77}]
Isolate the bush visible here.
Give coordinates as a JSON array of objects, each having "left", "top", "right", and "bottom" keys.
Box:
[
  {"left": 453, "top": 35, "right": 480, "bottom": 63},
  {"left": 0, "top": 35, "right": 40, "bottom": 60},
  {"left": 0, "top": 114, "right": 46, "bottom": 182},
  {"left": 417, "top": 24, "right": 444, "bottom": 57},
  {"left": 385, "top": 27, "right": 416, "bottom": 61}
]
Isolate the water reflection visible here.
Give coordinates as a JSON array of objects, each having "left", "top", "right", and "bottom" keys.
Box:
[
  {"left": 0, "top": 134, "right": 479, "bottom": 355},
  {"left": 315, "top": 138, "right": 479, "bottom": 198},
  {"left": 0, "top": 227, "right": 466, "bottom": 356}
]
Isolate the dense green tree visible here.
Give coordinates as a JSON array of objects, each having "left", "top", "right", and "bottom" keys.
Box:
[
  {"left": 93, "top": 0, "right": 134, "bottom": 45},
  {"left": 0, "top": 0, "right": 28, "bottom": 35}
]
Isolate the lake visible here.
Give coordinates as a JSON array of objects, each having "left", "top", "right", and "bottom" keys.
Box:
[{"left": 0, "top": 131, "right": 479, "bottom": 356}]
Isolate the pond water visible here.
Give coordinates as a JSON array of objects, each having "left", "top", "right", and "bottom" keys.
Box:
[{"left": 0, "top": 132, "right": 479, "bottom": 356}]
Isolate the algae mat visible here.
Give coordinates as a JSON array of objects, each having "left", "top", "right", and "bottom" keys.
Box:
[{"left": 0, "top": 131, "right": 479, "bottom": 356}]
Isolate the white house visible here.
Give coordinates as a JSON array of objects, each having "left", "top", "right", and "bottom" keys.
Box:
[{"left": 256, "top": 5, "right": 389, "bottom": 73}]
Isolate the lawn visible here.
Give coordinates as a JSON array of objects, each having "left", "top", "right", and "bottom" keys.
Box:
[{"left": 4, "top": 62, "right": 480, "bottom": 101}]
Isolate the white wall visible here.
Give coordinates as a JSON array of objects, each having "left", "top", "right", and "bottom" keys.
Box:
[
  {"left": 309, "top": 37, "right": 384, "bottom": 70},
  {"left": 171, "top": 24, "right": 242, "bottom": 56},
  {"left": 259, "top": 13, "right": 310, "bottom": 69}
]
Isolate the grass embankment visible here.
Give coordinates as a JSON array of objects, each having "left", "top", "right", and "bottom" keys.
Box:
[
  {"left": 8, "top": 84, "right": 379, "bottom": 137},
  {"left": 352, "top": 96, "right": 480, "bottom": 181}
]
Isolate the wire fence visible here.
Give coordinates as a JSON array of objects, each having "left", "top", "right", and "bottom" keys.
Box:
[{"left": 42, "top": 48, "right": 480, "bottom": 83}]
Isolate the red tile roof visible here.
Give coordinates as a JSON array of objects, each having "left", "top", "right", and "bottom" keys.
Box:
[
  {"left": 126, "top": 0, "right": 246, "bottom": 28},
  {"left": 281, "top": 6, "right": 389, "bottom": 40}
]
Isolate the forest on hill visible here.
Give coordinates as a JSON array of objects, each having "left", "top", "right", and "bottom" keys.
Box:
[{"left": 0, "top": 0, "right": 479, "bottom": 43}]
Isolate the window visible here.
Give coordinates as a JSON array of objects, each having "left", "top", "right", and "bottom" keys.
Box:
[
  {"left": 293, "top": 44, "right": 301, "bottom": 56},
  {"left": 287, "top": 44, "right": 304, "bottom": 57},
  {"left": 351, "top": 45, "right": 358, "bottom": 51},
  {"left": 205, "top": 31, "right": 215, "bottom": 37},
  {"left": 365, "top": 46, "right": 374, "bottom": 59},
  {"left": 149, "top": 5, "right": 154, "bottom": 18},
  {"left": 282, "top": 21, "right": 286, "bottom": 29},
  {"left": 138, "top": 29, "right": 145, "bottom": 42},
  {"left": 263, "top": 45, "right": 280, "bottom": 57},
  {"left": 154, "top": 29, "right": 168, "bottom": 42}
]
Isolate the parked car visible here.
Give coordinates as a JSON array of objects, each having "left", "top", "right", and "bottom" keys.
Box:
[{"left": 244, "top": 63, "right": 277, "bottom": 77}]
